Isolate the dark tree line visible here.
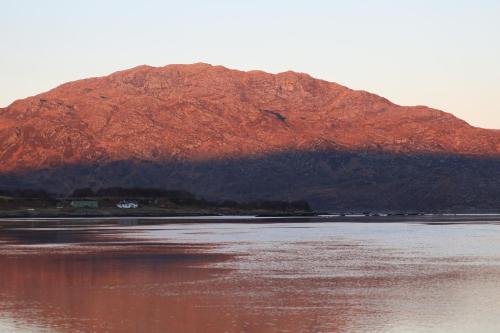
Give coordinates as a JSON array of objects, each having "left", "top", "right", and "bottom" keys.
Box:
[
  {"left": 69, "top": 187, "right": 311, "bottom": 211},
  {"left": 218, "top": 199, "right": 311, "bottom": 211},
  {"left": 70, "top": 187, "right": 200, "bottom": 205},
  {"left": 0, "top": 187, "right": 311, "bottom": 212},
  {"left": 0, "top": 189, "right": 54, "bottom": 199}
]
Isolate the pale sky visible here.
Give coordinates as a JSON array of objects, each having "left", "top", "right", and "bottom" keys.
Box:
[{"left": 1, "top": 0, "right": 499, "bottom": 128}]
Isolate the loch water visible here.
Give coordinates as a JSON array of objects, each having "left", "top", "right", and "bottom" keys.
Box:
[{"left": 1, "top": 216, "right": 500, "bottom": 332}]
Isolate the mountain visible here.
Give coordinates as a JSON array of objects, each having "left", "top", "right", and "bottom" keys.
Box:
[{"left": 1, "top": 63, "right": 499, "bottom": 211}]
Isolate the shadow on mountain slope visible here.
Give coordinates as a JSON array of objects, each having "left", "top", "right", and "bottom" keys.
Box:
[{"left": 1, "top": 150, "right": 499, "bottom": 211}]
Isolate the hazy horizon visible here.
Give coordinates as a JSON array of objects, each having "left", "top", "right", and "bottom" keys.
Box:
[{"left": 1, "top": 0, "right": 499, "bottom": 129}]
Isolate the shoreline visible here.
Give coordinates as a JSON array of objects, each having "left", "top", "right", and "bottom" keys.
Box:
[
  {"left": 0, "top": 208, "right": 315, "bottom": 219},
  {"left": 1, "top": 212, "right": 500, "bottom": 224},
  {"left": 1, "top": 207, "right": 500, "bottom": 219}
]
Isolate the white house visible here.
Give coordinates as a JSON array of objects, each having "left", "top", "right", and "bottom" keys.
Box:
[{"left": 117, "top": 200, "right": 139, "bottom": 209}]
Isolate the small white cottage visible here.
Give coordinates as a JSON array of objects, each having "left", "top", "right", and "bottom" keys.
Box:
[{"left": 117, "top": 200, "right": 139, "bottom": 209}]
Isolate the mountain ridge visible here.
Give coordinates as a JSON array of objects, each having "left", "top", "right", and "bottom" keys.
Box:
[{"left": 1, "top": 63, "right": 499, "bottom": 175}]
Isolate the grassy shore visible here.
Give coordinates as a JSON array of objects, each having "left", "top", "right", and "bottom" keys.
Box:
[{"left": 0, "top": 206, "right": 316, "bottom": 218}]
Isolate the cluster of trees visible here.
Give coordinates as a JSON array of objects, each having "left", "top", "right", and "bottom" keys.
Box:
[
  {"left": 71, "top": 187, "right": 200, "bottom": 206},
  {"left": 218, "top": 199, "right": 311, "bottom": 212},
  {"left": 0, "top": 189, "right": 54, "bottom": 199},
  {"left": 0, "top": 187, "right": 311, "bottom": 212},
  {"left": 70, "top": 187, "right": 311, "bottom": 211}
]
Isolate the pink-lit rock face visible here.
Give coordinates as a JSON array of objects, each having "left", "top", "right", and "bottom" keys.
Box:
[{"left": 1, "top": 63, "right": 499, "bottom": 172}]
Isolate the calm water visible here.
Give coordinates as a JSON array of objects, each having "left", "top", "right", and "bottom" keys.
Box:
[{"left": 1, "top": 216, "right": 500, "bottom": 332}]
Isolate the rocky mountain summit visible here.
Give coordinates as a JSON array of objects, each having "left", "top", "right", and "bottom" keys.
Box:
[
  {"left": 1, "top": 63, "right": 499, "bottom": 172},
  {"left": 1, "top": 63, "right": 499, "bottom": 210}
]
